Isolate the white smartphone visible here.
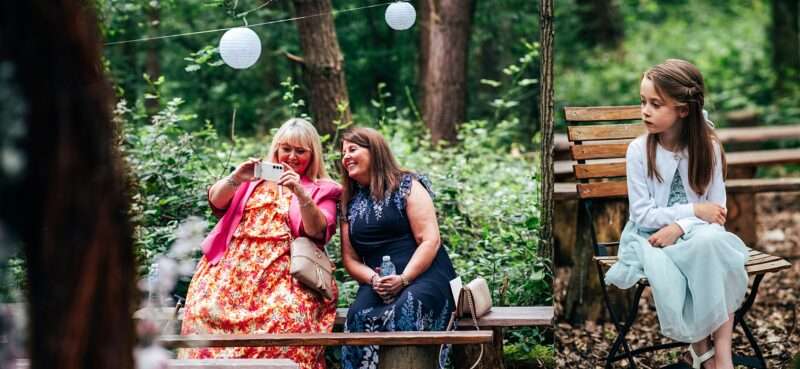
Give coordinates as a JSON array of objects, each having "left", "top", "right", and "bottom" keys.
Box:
[{"left": 254, "top": 162, "right": 284, "bottom": 182}]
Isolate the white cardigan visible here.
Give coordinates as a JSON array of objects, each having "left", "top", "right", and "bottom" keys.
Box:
[{"left": 626, "top": 134, "right": 726, "bottom": 233}]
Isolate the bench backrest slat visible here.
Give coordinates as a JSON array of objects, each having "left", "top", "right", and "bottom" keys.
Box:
[
  {"left": 564, "top": 105, "right": 641, "bottom": 122},
  {"left": 574, "top": 162, "right": 627, "bottom": 180},
  {"left": 157, "top": 331, "right": 494, "bottom": 349},
  {"left": 568, "top": 124, "right": 644, "bottom": 142},
  {"left": 576, "top": 181, "right": 628, "bottom": 199},
  {"left": 570, "top": 143, "right": 630, "bottom": 160},
  {"left": 168, "top": 359, "right": 299, "bottom": 369},
  {"left": 565, "top": 107, "right": 640, "bottom": 200},
  {"left": 134, "top": 306, "right": 555, "bottom": 329}
]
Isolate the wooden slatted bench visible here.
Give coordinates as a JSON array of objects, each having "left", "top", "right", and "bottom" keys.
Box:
[
  {"left": 15, "top": 358, "right": 300, "bottom": 369},
  {"left": 167, "top": 359, "right": 299, "bottom": 368},
  {"left": 594, "top": 249, "right": 791, "bottom": 277},
  {"left": 553, "top": 106, "right": 800, "bottom": 247},
  {"left": 553, "top": 119, "right": 800, "bottom": 160},
  {"left": 155, "top": 331, "right": 493, "bottom": 369},
  {"left": 558, "top": 105, "right": 793, "bottom": 369},
  {"left": 135, "top": 306, "right": 553, "bottom": 369}
]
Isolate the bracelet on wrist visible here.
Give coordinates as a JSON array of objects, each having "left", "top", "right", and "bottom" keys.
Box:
[
  {"left": 370, "top": 273, "right": 379, "bottom": 286},
  {"left": 300, "top": 197, "right": 314, "bottom": 208},
  {"left": 225, "top": 176, "right": 241, "bottom": 188},
  {"left": 400, "top": 274, "right": 410, "bottom": 287}
]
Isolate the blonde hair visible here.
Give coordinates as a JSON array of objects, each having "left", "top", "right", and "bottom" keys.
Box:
[{"left": 268, "top": 118, "right": 329, "bottom": 180}]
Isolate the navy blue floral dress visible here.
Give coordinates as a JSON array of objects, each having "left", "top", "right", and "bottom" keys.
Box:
[{"left": 341, "top": 173, "right": 457, "bottom": 369}]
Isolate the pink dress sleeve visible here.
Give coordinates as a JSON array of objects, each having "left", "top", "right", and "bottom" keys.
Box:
[{"left": 292, "top": 180, "right": 342, "bottom": 245}]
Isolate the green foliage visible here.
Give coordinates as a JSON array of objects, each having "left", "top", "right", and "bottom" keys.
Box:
[
  {"left": 505, "top": 339, "right": 556, "bottom": 368},
  {"left": 0, "top": 254, "right": 25, "bottom": 303},
  {"left": 555, "top": 0, "right": 800, "bottom": 128},
  {"left": 120, "top": 96, "right": 259, "bottom": 271}
]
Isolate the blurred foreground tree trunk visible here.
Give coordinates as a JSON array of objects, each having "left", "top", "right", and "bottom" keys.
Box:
[
  {"left": 575, "top": 0, "right": 623, "bottom": 49},
  {"left": 291, "top": 0, "right": 352, "bottom": 137},
  {"left": 418, "top": 0, "right": 475, "bottom": 145},
  {"left": 0, "top": 1, "right": 136, "bottom": 368},
  {"left": 770, "top": 0, "right": 800, "bottom": 93}
]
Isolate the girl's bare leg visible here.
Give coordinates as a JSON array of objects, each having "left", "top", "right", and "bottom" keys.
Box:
[
  {"left": 689, "top": 337, "right": 715, "bottom": 369},
  {"left": 712, "top": 313, "right": 735, "bottom": 369}
]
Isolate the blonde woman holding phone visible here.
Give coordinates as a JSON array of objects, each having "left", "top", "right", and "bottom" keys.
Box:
[{"left": 179, "top": 118, "right": 341, "bottom": 369}]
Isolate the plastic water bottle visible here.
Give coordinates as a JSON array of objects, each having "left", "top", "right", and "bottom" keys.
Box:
[
  {"left": 380, "top": 255, "right": 396, "bottom": 277},
  {"left": 379, "top": 256, "right": 396, "bottom": 304},
  {"left": 147, "top": 262, "right": 159, "bottom": 307}
]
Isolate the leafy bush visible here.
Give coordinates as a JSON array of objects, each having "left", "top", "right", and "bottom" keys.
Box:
[{"left": 555, "top": 0, "right": 799, "bottom": 128}]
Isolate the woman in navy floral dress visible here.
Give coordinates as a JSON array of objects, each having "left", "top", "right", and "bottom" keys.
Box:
[{"left": 338, "top": 127, "right": 457, "bottom": 369}]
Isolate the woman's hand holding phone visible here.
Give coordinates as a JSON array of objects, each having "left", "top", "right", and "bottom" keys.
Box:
[{"left": 231, "top": 158, "right": 260, "bottom": 183}]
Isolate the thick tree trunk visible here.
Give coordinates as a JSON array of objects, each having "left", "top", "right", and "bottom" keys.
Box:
[
  {"left": 574, "top": 0, "right": 623, "bottom": 49},
  {"left": 291, "top": 0, "right": 352, "bottom": 137},
  {"left": 770, "top": 0, "right": 800, "bottom": 93},
  {"left": 538, "top": 0, "right": 554, "bottom": 262},
  {"left": 418, "top": 0, "right": 474, "bottom": 144},
  {"left": 0, "top": 1, "right": 136, "bottom": 369}
]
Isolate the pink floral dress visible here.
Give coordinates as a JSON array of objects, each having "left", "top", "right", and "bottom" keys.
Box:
[{"left": 178, "top": 182, "right": 338, "bottom": 369}]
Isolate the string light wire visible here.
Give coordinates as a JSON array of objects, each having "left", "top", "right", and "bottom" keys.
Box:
[{"left": 104, "top": 1, "right": 394, "bottom": 46}]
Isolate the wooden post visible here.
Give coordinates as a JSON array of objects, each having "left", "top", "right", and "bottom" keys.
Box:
[
  {"left": 453, "top": 328, "right": 505, "bottom": 369},
  {"left": 726, "top": 166, "right": 758, "bottom": 245},
  {"left": 727, "top": 192, "right": 757, "bottom": 245},
  {"left": 380, "top": 346, "right": 438, "bottom": 369},
  {"left": 562, "top": 199, "right": 631, "bottom": 323},
  {"left": 538, "top": 0, "right": 555, "bottom": 264}
]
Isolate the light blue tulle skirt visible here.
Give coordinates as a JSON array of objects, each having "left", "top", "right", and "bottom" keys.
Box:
[{"left": 604, "top": 221, "right": 749, "bottom": 343}]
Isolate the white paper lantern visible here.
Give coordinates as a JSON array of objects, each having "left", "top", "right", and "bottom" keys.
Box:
[
  {"left": 219, "top": 27, "right": 262, "bottom": 69},
  {"left": 385, "top": 1, "right": 416, "bottom": 31}
]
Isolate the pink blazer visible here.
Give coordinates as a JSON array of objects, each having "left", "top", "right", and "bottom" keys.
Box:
[{"left": 201, "top": 177, "right": 342, "bottom": 265}]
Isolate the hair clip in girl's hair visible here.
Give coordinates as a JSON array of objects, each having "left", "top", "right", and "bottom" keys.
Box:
[{"left": 702, "top": 109, "right": 715, "bottom": 129}]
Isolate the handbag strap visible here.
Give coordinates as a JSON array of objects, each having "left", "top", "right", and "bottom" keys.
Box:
[{"left": 438, "top": 288, "right": 485, "bottom": 369}]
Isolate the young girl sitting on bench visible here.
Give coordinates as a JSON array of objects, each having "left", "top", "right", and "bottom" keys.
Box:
[{"left": 605, "top": 59, "right": 749, "bottom": 369}]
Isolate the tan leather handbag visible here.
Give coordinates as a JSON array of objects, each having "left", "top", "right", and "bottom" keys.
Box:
[
  {"left": 290, "top": 237, "right": 335, "bottom": 300},
  {"left": 439, "top": 277, "right": 493, "bottom": 369},
  {"left": 456, "top": 277, "right": 492, "bottom": 319}
]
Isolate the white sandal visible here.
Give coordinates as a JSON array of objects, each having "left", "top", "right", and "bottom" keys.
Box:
[{"left": 688, "top": 344, "right": 715, "bottom": 369}]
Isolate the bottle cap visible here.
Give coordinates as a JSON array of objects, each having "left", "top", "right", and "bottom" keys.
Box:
[{"left": 382, "top": 255, "right": 391, "bottom": 262}]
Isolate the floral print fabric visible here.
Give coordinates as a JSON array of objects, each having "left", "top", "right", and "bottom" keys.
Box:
[{"left": 179, "top": 182, "right": 337, "bottom": 369}]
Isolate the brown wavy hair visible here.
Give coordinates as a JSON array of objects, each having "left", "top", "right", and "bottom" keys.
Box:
[
  {"left": 339, "top": 127, "right": 409, "bottom": 218},
  {"left": 644, "top": 59, "right": 726, "bottom": 195}
]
